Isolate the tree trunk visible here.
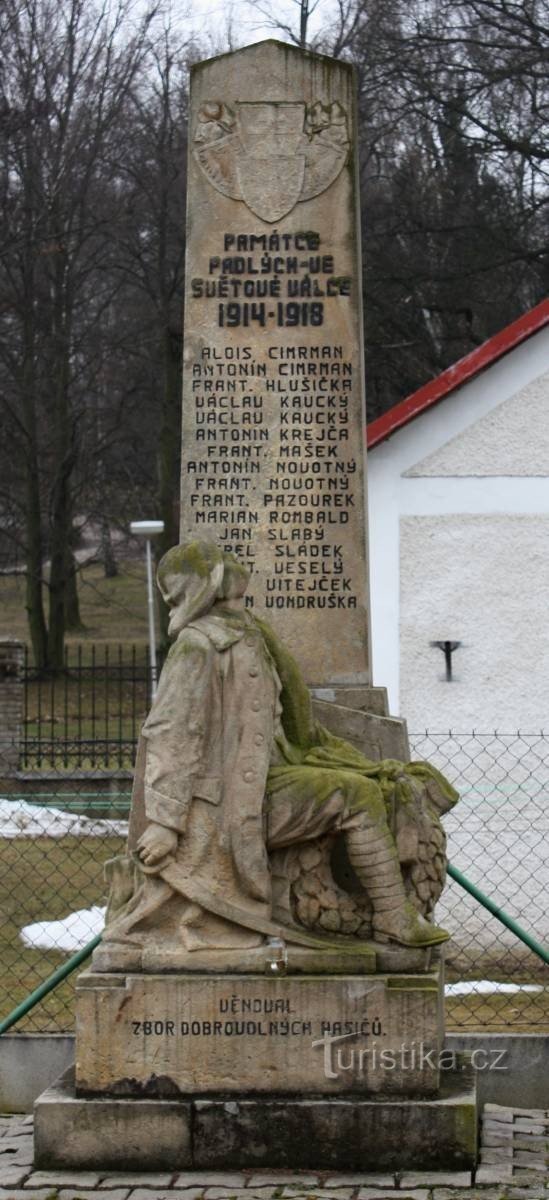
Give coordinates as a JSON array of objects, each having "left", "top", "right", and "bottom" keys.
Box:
[
  {"left": 101, "top": 516, "right": 118, "bottom": 578},
  {"left": 64, "top": 549, "right": 84, "bottom": 630}
]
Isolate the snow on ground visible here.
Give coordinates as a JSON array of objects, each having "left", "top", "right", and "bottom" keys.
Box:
[
  {"left": 0, "top": 797, "right": 127, "bottom": 838},
  {"left": 445, "top": 980, "right": 543, "bottom": 996},
  {"left": 20, "top": 906, "right": 105, "bottom": 951}
]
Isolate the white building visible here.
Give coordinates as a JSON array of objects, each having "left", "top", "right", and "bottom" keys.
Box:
[{"left": 367, "top": 300, "right": 549, "bottom": 731}]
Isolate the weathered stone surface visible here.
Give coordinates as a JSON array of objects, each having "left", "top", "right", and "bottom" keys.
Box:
[
  {"left": 122, "top": 1193, "right": 205, "bottom": 1200},
  {"left": 75, "top": 968, "right": 443, "bottom": 1097},
  {"left": 180, "top": 41, "right": 370, "bottom": 686},
  {"left": 56, "top": 1191, "right": 130, "bottom": 1200},
  {"left": 399, "top": 1173, "right": 473, "bottom": 1187},
  {"left": 246, "top": 1174, "right": 319, "bottom": 1185},
  {"left": 474, "top": 1164, "right": 513, "bottom": 1182},
  {"left": 172, "top": 1173, "right": 246, "bottom": 1186},
  {"left": 356, "top": 1191, "right": 428, "bottom": 1200},
  {"left": 484, "top": 1102, "right": 513, "bottom": 1121},
  {"left": 0, "top": 1191, "right": 54, "bottom": 1200},
  {"left": 192, "top": 1075, "right": 477, "bottom": 1170},
  {"left": 0, "top": 1166, "right": 27, "bottom": 1186},
  {"left": 324, "top": 1177, "right": 397, "bottom": 1187},
  {"left": 25, "top": 1170, "right": 101, "bottom": 1186},
  {"left": 311, "top": 700, "right": 409, "bottom": 762},
  {"left": 97, "top": 1174, "right": 175, "bottom": 1187},
  {"left": 33, "top": 1070, "right": 192, "bottom": 1171}
]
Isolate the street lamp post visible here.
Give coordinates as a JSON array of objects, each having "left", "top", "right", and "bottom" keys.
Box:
[{"left": 130, "top": 520, "right": 165, "bottom": 702}]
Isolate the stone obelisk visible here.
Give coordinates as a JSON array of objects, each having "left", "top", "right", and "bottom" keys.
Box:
[
  {"left": 33, "top": 43, "right": 475, "bottom": 1179},
  {"left": 180, "top": 41, "right": 370, "bottom": 684}
]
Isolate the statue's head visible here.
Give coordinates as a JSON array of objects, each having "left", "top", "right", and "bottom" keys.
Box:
[
  {"left": 157, "top": 541, "right": 250, "bottom": 634},
  {"left": 157, "top": 540, "right": 224, "bottom": 631}
]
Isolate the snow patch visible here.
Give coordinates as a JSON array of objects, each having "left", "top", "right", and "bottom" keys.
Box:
[
  {"left": 0, "top": 798, "right": 127, "bottom": 838},
  {"left": 445, "top": 980, "right": 544, "bottom": 996},
  {"left": 20, "top": 906, "right": 105, "bottom": 951}
]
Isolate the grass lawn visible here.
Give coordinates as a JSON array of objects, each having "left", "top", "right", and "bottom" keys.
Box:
[
  {"left": 0, "top": 560, "right": 150, "bottom": 646},
  {"left": 0, "top": 834, "right": 125, "bottom": 1033}
]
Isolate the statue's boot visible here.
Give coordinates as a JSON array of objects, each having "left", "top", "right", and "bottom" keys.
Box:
[{"left": 345, "top": 824, "right": 450, "bottom": 947}]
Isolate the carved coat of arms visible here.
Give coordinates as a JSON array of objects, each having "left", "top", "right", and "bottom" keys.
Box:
[{"left": 193, "top": 100, "right": 349, "bottom": 223}]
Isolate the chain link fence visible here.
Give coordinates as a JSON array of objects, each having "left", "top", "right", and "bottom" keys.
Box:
[{"left": 0, "top": 731, "right": 547, "bottom": 1034}]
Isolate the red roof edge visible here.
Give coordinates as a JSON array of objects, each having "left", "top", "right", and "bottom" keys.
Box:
[{"left": 367, "top": 299, "right": 549, "bottom": 449}]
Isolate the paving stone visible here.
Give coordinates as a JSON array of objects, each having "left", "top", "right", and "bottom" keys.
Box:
[
  {"left": 98, "top": 1176, "right": 174, "bottom": 1187},
  {"left": 246, "top": 1176, "right": 319, "bottom": 1187},
  {"left": 483, "top": 1127, "right": 514, "bottom": 1145},
  {"left": 0, "top": 1138, "right": 30, "bottom": 1154},
  {"left": 58, "top": 1191, "right": 130, "bottom": 1200},
  {"left": 0, "top": 1191, "right": 54, "bottom": 1199},
  {"left": 204, "top": 1191, "right": 287, "bottom": 1200},
  {"left": 324, "top": 1178, "right": 396, "bottom": 1187},
  {"left": 513, "top": 1151, "right": 547, "bottom": 1167},
  {"left": 357, "top": 1191, "right": 429, "bottom": 1200},
  {"left": 513, "top": 1135, "right": 549, "bottom": 1150},
  {"left": 475, "top": 1164, "right": 513, "bottom": 1183},
  {"left": 25, "top": 1170, "right": 101, "bottom": 1187},
  {"left": 204, "top": 1191, "right": 264, "bottom": 1199},
  {"left": 506, "top": 1190, "right": 549, "bottom": 1199},
  {"left": 174, "top": 1175, "right": 245, "bottom": 1187},
  {"left": 129, "top": 1192, "right": 205, "bottom": 1200},
  {"left": 484, "top": 1104, "right": 513, "bottom": 1122},
  {"left": 480, "top": 1148, "right": 513, "bottom": 1163},
  {"left": 283, "top": 1191, "right": 353, "bottom": 1199},
  {"left": 0, "top": 1165, "right": 29, "bottom": 1186},
  {"left": 11, "top": 1146, "right": 35, "bottom": 1166},
  {"left": 433, "top": 1191, "right": 513, "bottom": 1200},
  {"left": 399, "top": 1174, "right": 473, "bottom": 1187},
  {"left": 511, "top": 1169, "right": 548, "bottom": 1184}
]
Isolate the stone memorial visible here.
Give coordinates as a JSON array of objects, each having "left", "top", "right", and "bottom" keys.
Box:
[
  {"left": 34, "top": 40, "right": 477, "bottom": 1175},
  {"left": 179, "top": 40, "right": 369, "bottom": 685}
]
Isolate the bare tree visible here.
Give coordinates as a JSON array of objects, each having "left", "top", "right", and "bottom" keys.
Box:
[{"left": 0, "top": 0, "right": 157, "bottom": 666}]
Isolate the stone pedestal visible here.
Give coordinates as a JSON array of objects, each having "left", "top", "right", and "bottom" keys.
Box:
[
  {"left": 34, "top": 960, "right": 476, "bottom": 1170},
  {"left": 75, "top": 967, "right": 444, "bottom": 1098},
  {"left": 34, "top": 1062, "right": 477, "bottom": 1172}
]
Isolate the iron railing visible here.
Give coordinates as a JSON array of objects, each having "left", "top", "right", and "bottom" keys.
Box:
[{"left": 21, "top": 642, "right": 158, "bottom": 770}]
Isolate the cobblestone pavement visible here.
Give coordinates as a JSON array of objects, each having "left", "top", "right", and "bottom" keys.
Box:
[{"left": 0, "top": 1109, "right": 548, "bottom": 1200}]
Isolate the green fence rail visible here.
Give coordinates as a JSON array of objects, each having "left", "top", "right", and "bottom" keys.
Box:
[{"left": 0, "top": 864, "right": 546, "bottom": 1036}]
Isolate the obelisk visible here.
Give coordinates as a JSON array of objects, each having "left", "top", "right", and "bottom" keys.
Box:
[{"left": 180, "top": 41, "right": 370, "bottom": 684}]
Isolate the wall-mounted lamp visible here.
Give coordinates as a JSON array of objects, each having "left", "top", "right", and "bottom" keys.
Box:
[{"left": 430, "top": 640, "right": 462, "bottom": 681}]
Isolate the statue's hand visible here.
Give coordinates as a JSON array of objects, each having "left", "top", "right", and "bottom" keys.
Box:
[{"left": 137, "top": 822, "right": 178, "bottom": 867}]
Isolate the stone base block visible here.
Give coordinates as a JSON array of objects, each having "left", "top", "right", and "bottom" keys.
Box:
[
  {"left": 75, "top": 966, "right": 444, "bottom": 1097},
  {"left": 34, "top": 1062, "right": 476, "bottom": 1172},
  {"left": 193, "top": 1070, "right": 477, "bottom": 1170},
  {"left": 34, "top": 1068, "right": 191, "bottom": 1171}
]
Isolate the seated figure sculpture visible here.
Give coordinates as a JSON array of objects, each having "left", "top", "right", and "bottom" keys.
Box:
[{"left": 98, "top": 540, "right": 457, "bottom": 971}]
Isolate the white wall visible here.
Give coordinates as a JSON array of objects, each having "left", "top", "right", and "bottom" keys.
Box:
[{"left": 367, "top": 325, "right": 549, "bottom": 727}]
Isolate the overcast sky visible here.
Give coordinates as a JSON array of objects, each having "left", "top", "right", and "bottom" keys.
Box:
[{"left": 174, "top": 0, "right": 335, "bottom": 55}]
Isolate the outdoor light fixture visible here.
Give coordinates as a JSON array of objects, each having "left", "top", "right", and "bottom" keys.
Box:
[
  {"left": 130, "top": 519, "right": 165, "bottom": 701},
  {"left": 430, "top": 640, "right": 462, "bottom": 682}
]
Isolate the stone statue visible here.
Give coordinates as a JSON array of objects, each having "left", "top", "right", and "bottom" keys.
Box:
[{"left": 97, "top": 540, "right": 458, "bottom": 972}]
